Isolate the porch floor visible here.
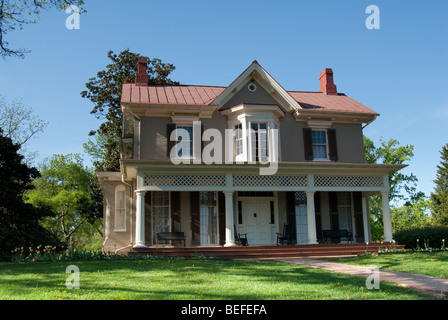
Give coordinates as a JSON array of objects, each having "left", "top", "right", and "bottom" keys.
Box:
[{"left": 128, "top": 242, "right": 404, "bottom": 260}]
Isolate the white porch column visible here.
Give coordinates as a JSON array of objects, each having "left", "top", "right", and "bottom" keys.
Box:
[
  {"left": 134, "top": 190, "right": 146, "bottom": 248},
  {"left": 381, "top": 191, "right": 394, "bottom": 242},
  {"left": 361, "top": 194, "right": 370, "bottom": 243},
  {"left": 305, "top": 191, "right": 318, "bottom": 244},
  {"left": 223, "top": 191, "right": 236, "bottom": 247}
]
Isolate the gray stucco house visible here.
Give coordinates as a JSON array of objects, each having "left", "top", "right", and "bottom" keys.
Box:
[{"left": 97, "top": 59, "right": 404, "bottom": 253}]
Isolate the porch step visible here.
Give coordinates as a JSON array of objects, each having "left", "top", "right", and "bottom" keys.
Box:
[{"left": 129, "top": 243, "right": 404, "bottom": 259}]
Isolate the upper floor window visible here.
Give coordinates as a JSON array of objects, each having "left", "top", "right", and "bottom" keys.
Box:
[
  {"left": 304, "top": 127, "right": 338, "bottom": 161},
  {"left": 250, "top": 122, "right": 269, "bottom": 162},
  {"left": 311, "top": 130, "right": 328, "bottom": 160},
  {"left": 235, "top": 123, "right": 243, "bottom": 156},
  {"left": 175, "top": 125, "right": 194, "bottom": 158}
]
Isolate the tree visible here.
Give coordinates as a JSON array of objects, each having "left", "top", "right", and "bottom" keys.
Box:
[
  {"left": 25, "top": 154, "right": 102, "bottom": 242},
  {"left": 431, "top": 143, "right": 448, "bottom": 226},
  {"left": 81, "top": 49, "right": 177, "bottom": 172},
  {"left": 0, "top": 0, "right": 85, "bottom": 58},
  {"left": 0, "top": 95, "right": 48, "bottom": 163},
  {"left": 391, "top": 197, "right": 432, "bottom": 234},
  {"left": 0, "top": 131, "right": 58, "bottom": 260},
  {"left": 363, "top": 136, "right": 425, "bottom": 240}
]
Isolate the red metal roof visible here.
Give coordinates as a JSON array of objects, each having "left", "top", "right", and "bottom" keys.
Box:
[
  {"left": 288, "top": 91, "right": 377, "bottom": 114},
  {"left": 121, "top": 83, "right": 377, "bottom": 115},
  {"left": 122, "top": 83, "right": 225, "bottom": 106}
]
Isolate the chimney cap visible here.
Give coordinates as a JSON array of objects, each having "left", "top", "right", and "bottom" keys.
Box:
[{"left": 319, "top": 68, "right": 334, "bottom": 78}]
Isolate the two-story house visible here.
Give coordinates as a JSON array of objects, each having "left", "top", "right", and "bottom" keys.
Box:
[{"left": 97, "top": 59, "right": 405, "bottom": 254}]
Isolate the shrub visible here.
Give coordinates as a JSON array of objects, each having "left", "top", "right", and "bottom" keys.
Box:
[{"left": 394, "top": 226, "right": 448, "bottom": 249}]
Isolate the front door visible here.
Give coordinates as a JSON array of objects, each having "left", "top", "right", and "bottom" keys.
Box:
[{"left": 242, "top": 200, "right": 273, "bottom": 246}]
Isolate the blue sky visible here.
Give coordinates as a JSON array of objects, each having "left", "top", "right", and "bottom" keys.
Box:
[{"left": 1, "top": 0, "right": 447, "bottom": 200}]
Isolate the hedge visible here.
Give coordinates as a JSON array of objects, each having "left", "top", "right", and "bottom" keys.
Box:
[{"left": 394, "top": 226, "right": 448, "bottom": 249}]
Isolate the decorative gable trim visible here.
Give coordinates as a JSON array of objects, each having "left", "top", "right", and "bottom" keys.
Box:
[{"left": 210, "top": 61, "right": 302, "bottom": 112}]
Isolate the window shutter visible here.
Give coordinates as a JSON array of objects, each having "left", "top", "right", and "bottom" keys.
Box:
[
  {"left": 303, "top": 128, "right": 313, "bottom": 160},
  {"left": 166, "top": 123, "right": 176, "bottom": 158},
  {"left": 327, "top": 128, "right": 338, "bottom": 161},
  {"left": 201, "top": 124, "right": 205, "bottom": 158}
]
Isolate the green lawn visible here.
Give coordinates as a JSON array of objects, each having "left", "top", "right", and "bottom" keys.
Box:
[
  {"left": 0, "top": 259, "right": 434, "bottom": 300},
  {"left": 327, "top": 251, "right": 448, "bottom": 279}
]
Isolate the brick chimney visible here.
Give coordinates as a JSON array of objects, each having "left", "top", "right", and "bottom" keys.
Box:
[
  {"left": 135, "top": 57, "right": 148, "bottom": 86},
  {"left": 319, "top": 68, "right": 337, "bottom": 95}
]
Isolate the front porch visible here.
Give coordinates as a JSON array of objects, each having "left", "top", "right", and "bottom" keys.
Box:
[
  {"left": 132, "top": 190, "right": 382, "bottom": 249},
  {"left": 128, "top": 242, "right": 405, "bottom": 259},
  {"left": 99, "top": 163, "right": 404, "bottom": 254}
]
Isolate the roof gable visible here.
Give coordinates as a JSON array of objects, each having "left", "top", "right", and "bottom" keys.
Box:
[
  {"left": 220, "top": 79, "right": 280, "bottom": 111},
  {"left": 210, "top": 61, "right": 301, "bottom": 112}
]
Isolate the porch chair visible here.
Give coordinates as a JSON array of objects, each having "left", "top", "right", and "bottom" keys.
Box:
[
  {"left": 234, "top": 225, "right": 249, "bottom": 246},
  {"left": 276, "top": 224, "right": 294, "bottom": 245}
]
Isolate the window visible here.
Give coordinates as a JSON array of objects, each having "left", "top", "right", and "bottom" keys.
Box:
[
  {"left": 200, "top": 192, "right": 218, "bottom": 245},
  {"left": 250, "top": 122, "right": 269, "bottom": 162},
  {"left": 248, "top": 83, "right": 257, "bottom": 92},
  {"left": 151, "top": 191, "right": 170, "bottom": 244},
  {"left": 237, "top": 201, "right": 243, "bottom": 225},
  {"left": 311, "top": 130, "right": 328, "bottom": 160},
  {"left": 114, "top": 185, "right": 126, "bottom": 230},
  {"left": 175, "top": 125, "right": 193, "bottom": 158},
  {"left": 270, "top": 201, "right": 275, "bottom": 224},
  {"left": 337, "top": 192, "right": 353, "bottom": 241},
  {"left": 304, "top": 127, "right": 338, "bottom": 161},
  {"left": 234, "top": 123, "right": 243, "bottom": 156}
]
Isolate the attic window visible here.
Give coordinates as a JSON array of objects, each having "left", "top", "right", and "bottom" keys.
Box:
[{"left": 248, "top": 83, "right": 257, "bottom": 92}]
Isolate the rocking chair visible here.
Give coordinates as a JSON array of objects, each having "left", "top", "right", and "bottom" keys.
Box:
[
  {"left": 276, "top": 224, "right": 294, "bottom": 245},
  {"left": 234, "top": 225, "right": 249, "bottom": 246}
]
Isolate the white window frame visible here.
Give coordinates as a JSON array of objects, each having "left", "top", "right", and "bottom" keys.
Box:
[
  {"left": 234, "top": 123, "right": 243, "bottom": 157},
  {"left": 250, "top": 121, "right": 269, "bottom": 163},
  {"left": 114, "top": 185, "right": 127, "bottom": 231},
  {"left": 226, "top": 105, "right": 281, "bottom": 164},
  {"left": 311, "top": 130, "right": 329, "bottom": 161}
]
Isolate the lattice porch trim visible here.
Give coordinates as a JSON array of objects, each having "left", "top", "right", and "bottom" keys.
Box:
[
  {"left": 144, "top": 174, "right": 226, "bottom": 187},
  {"left": 232, "top": 174, "right": 307, "bottom": 188},
  {"left": 314, "top": 175, "right": 384, "bottom": 188},
  {"left": 141, "top": 173, "right": 385, "bottom": 191}
]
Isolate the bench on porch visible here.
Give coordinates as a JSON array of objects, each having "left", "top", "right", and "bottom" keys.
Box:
[
  {"left": 156, "top": 232, "right": 186, "bottom": 247},
  {"left": 322, "top": 229, "right": 353, "bottom": 244}
]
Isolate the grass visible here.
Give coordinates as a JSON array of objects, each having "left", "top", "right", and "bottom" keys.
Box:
[
  {"left": 0, "top": 259, "right": 435, "bottom": 300},
  {"left": 326, "top": 251, "right": 448, "bottom": 279}
]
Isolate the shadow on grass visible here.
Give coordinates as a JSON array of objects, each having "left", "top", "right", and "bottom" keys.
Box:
[{"left": 0, "top": 259, "right": 434, "bottom": 300}]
